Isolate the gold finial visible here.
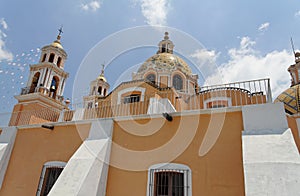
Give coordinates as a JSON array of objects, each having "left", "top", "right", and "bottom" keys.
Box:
[{"left": 97, "top": 63, "right": 107, "bottom": 82}]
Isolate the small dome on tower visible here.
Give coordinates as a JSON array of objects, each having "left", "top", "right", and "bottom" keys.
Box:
[
  {"left": 97, "top": 74, "right": 107, "bottom": 82},
  {"left": 50, "top": 27, "right": 64, "bottom": 49},
  {"left": 274, "top": 84, "right": 300, "bottom": 115},
  {"left": 51, "top": 35, "right": 63, "bottom": 49}
]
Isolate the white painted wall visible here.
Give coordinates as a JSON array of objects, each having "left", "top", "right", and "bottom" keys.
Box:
[
  {"left": 242, "top": 129, "right": 300, "bottom": 196},
  {"left": 0, "top": 127, "right": 17, "bottom": 189},
  {"left": 242, "top": 103, "right": 300, "bottom": 196},
  {"left": 147, "top": 97, "right": 176, "bottom": 114},
  {"left": 242, "top": 102, "right": 288, "bottom": 132},
  {"left": 48, "top": 119, "right": 113, "bottom": 196}
]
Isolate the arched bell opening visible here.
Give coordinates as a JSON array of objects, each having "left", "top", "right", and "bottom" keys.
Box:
[
  {"left": 29, "top": 72, "right": 40, "bottom": 93},
  {"left": 50, "top": 76, "right": 60, "bottom": 99}
]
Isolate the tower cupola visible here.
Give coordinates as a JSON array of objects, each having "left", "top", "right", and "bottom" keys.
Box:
[
  {"left": 84, "top": 64, "right": 110, "bottom": 108},
  {"left": 157, "top": 32, "right": 174, "bottom": 54},
  {"left": 20, "top": 27, "right": 69, "bottom": 101},
  {"left": 10, "top": 28, "right": 70, "bottom": 126}
]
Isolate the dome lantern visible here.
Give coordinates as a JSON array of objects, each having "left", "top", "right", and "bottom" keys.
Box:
[
  {"left": 84, "top": 64, "right": 110, "bottom": 109},
  {"left": 157, "top": 32, "right": 174, "bottom": 54}
]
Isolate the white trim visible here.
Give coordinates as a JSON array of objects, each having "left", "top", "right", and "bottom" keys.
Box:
[
  {"left": 203, "top": 96, "right": 232, "bottom": 109},
  {"left": 147, "top": 163, "right": 192, "bottom": 196},
  {"left": 117, "top": 87, "right": 146, "bottom": 104},
  {"left": 36, "top": 161, "right": 66, "bottom": 196}
]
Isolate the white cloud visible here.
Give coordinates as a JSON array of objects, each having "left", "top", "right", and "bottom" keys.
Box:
[
  {"left": 0, "top": 18, "right": 13, "bottom": 61},
  {"left": 258, "top": 22, "right": 270, "bottom": 32},
  {"left": 190, "top": 49, "right": 219, "bottom": 76},
  {"left": 0, "top": 18, "right": 8, "bottom": 30},
  {"left": 295, "top": 10, "right": 300, "bottom": 17},
  {"left": 81, "top": 1, "right": 101, "bottom": 12},
  {"left": 134, "top": 0, "right": 171, "bottom": 26},
  {"left": 0, "top": 39, "right": 13, "bottom": 61},
  {"left": 204, "top": 37, "right": 293, "bottom": 99},
  {"left": 190, "top": 49, "right": 219, "bottom": 65}
]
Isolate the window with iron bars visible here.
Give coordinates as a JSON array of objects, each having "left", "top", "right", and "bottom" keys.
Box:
[
  {"left": 148, "top": 168, "right": 190, "bottom": 196},
  {"left": 123, "top": 94, "right": 140, "bottom": 104},
  {"left": 36, "top": 161, "right": 65, "bottom": 196}
]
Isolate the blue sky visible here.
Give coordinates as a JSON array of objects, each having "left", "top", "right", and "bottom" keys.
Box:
[{"left": 0, "top": 0, "right": 300, "bottom": 123}]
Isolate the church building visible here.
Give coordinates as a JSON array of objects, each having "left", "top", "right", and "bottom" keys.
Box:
[{"left": 0, "top": 30, "right": 299, "bottom": 196}]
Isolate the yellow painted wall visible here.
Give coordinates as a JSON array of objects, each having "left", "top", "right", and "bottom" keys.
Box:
[
  {"left": 10, "top": 102, "right": 60, "bottom": 126},
  {"left": 0, "top": 123, "right": 90, "bottom": 196},
  {"left": 106, "top": 111, "right": 245, "bottom": 195},
  {"left": 287, "top": 115, "right": 300, "bottom": 153}
]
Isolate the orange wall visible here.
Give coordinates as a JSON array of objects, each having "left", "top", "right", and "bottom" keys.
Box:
[
  {"left": 9, "top": 103, "right": 60, "bottom": 126},
  {"left": 106, "top": 111, "right": 245, "bottom": 195},
  {"left": 287, "top": 115, "right": 300, "bottom": 153},
  {"left": 0, "top": 123, "right": 90, "bottom": 196}
]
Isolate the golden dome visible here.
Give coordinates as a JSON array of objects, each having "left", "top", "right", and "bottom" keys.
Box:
[
  {"left": 97, "top": 74, "right": 107, "bottom": 82},
  {"left": 51, "top": 39, "right": 63, "bottom": 49},
  {"left": 274, "top": 84, "right": 300, "bottom": 115},
  {"left": 50, "top": 34, "right": 63, "bottom": 49},
  {"left": 137, "top": 53, "right": 192, "bottom": 76}
]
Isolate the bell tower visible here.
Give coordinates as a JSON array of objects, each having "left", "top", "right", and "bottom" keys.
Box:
[
  {"left": 9, "top": 28, "right": 69, "bottom": 126},
  {"left": 84, "top": 64, "right": 110, "bottom": 108}
]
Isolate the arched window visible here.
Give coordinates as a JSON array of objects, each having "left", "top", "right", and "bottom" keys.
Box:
[
  {"left": 30, "top": 72, "right": 40, "bottom": 93},
  {"left": 161, "top": 44, "right": 166, "bottom": 53},
  {"left": 36, "top": 161, "right": 66, "bottom": 196},
  {"left": 146, "top": 74, "right": 156, "bottom": 84},
  {"left": 57, "top": 57, "right": 62, "bottom": 67},
  {"left": 103, "top": 88, "right": 107, "bottom": 96},
  {"left": 173, "top": 74, "right": 183, "bottom": 90},
  {"left": 98, "top": 86, "right": 102, "bottom": 95},
  {"left": 147, "top": 163, "right": 192, "bottom": 196},
  {"left": 42, "top": 54, "right": 47, "bottom": 62},
  {"left": 50, "top": 76, "right": 59, "bottom": 98},
  {"left": 49, "top": 53, "right": 55, "bottom": 63}
]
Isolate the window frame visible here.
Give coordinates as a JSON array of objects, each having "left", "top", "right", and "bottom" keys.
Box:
[
  {"left": 57, "top": 57, "right": 62, "bottom": 67},
  {"left": 117, "top": 87, "right": 145, "bottom": 104},
  {"left": 146, "top": 73, "right": 156, "bottom": 84},
  {"left": 36, "top": 161, "right": 66, "bottom": 196},
  {"left": 41, "top": 53, "right": 47, "bottom": 62},
  {"left": 49, "top": 53, "right": 55, "bottom": 63},
  {"left": 123, "top": 94, "right": 141, "bottom": 104},
  {"left": 147, "top": 163, "right": 192, "bottom": 196},
  {"left": 173, "top": 74, "right": 183, "bottom": 91},
  {"left": 203, "top": 97, "right": 232, "bottom": 109}
]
